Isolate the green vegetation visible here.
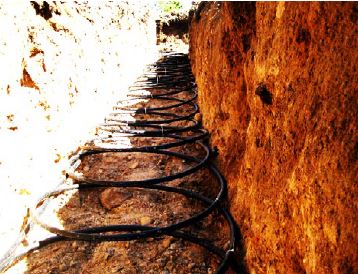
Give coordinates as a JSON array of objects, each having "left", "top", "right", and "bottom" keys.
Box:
[{"left": 157, "top": 1, "right": 183, "bottom": 13}]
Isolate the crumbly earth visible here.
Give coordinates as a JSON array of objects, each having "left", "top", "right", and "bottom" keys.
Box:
[{"left": 190, "top": 2, "right": 357, "bottom": 274}]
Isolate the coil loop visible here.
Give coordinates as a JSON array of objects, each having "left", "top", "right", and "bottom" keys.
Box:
[{"left": 0, "top": 52, "right": 240, "bottom": 273}]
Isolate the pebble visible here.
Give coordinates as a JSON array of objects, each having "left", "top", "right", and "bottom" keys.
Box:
[
  {"left": 194, "top": 113, "right": 202, "bottom": 122},
  {"left": 162, "top": 237, "right": 172, "bottom": 249},
  {"left": 130, "top": 162, "right": 139, "bottom": 169},
  {"left": 100, "top": 188, "right": 132, "bottom": 210},
  {"left": 140, "top": 216, "right": 152, "bottom": 225}
]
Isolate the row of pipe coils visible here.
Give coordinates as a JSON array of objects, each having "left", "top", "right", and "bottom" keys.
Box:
[{"left": 1, "top": 52, "right": 241, "bottom": 274}]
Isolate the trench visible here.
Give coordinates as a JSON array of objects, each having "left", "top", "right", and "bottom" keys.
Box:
[{"left": 1, "top": 53, "right": 244, "bottom": 274}]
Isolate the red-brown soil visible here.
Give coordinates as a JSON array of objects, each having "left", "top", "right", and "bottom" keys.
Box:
[{"left": 190, "top": 2, "right": 357, "bottom": 273}]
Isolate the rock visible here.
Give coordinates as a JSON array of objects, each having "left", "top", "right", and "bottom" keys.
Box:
[
  {"left": 194, "top": 113, "right": 202, "bottom": 122},
  {"left": 99, "top": 188, "right": 132, "bottom": 210},
  {"left": 140, "top": 216, "right": 152, "bottom": 225},
  {"left": 161, "top": 237, "right": 172, "bottom": 249},
  {"left": 129, "top": 162, "right": 139, "bottom": 169}
]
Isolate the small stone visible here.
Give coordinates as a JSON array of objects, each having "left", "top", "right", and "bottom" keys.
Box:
[
  {"left": 130, "top": 162, "right": 138, "bottom": 169},
  {"left": 140, "top": 216, "right": 152, "bottom": 225},
  {"left": 194, "top": 113, "right": 202, "bottom": 122},
  {"left": 162, "top": 237, "right": 172, "bottom": 249},
  {"left": 100, "top": 188, "right": 132, "bottom": 210}
]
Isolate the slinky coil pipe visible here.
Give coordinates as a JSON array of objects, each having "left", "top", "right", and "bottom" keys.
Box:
[{"left": 0, "top": 52, "right": 241, "bottom": 274}]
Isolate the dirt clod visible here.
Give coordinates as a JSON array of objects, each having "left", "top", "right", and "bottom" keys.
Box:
[{"left": 100, "top": 188, "right": 133, "bottom": 210}]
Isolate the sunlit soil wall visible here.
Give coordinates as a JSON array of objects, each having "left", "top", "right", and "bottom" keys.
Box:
[
  {"left": 190, "top": 2, "right": 357, "bottom": 273},
  {"left": 0, "top": 1, "right": 156, "bottom": 257}
]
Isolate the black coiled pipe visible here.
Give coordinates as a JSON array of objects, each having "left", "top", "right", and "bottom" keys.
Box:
[{"left": 0, "top": 52, "right": 241, "bottom": 274}]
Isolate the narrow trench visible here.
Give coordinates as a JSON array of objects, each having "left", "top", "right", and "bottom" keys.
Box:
[{"left": 2, "top": 53, "right": 242, "bottom": 274}]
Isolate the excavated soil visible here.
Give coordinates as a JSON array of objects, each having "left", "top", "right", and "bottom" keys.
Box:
[
  {"left": 190, "top": 2, "right": 357, "bottom": 274},
  {"left": 4, "top": 54, "right": 235, "bottom": 274}
]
